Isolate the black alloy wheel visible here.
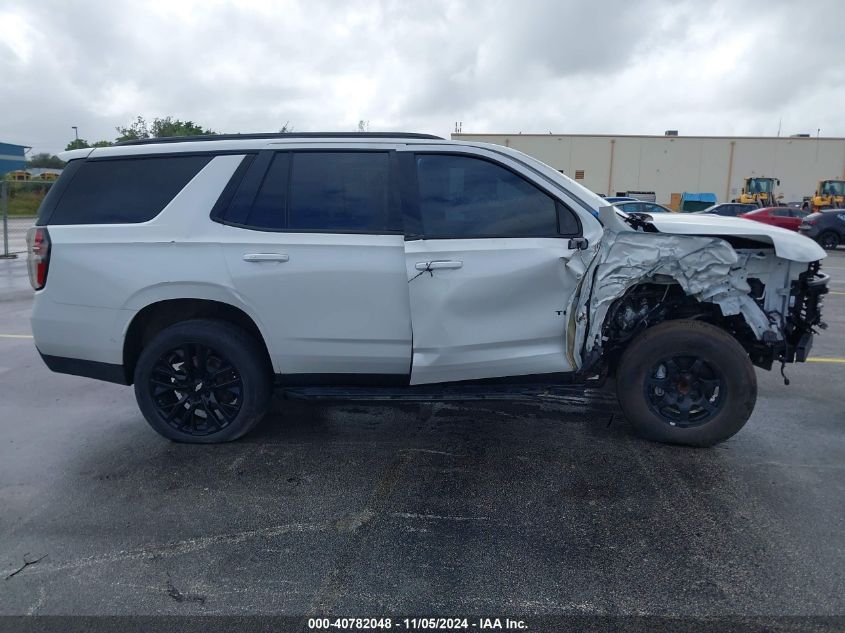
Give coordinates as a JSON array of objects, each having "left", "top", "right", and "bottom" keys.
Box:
[
  {"left": 644, "top": 356, "right": 725, "bottom": 428},
  {"left": 150, "top": 343, "right": 243, "bottom": 436}
]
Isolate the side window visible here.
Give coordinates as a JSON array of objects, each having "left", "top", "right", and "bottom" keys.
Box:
[
  {"left": 46, "top": 156, "right": 211, "bottom": 225},
  {"left": 244, "top": 153, "right": 288, "bottom": 230},
  {"left": 773, "top": 208, "right": 790, "bottom": 217},
  {"left": 415, "top": 154, "right": 576, "bottom": 238},
  {"left": 619, "top": 203, "right": 640, "bottom": 213},
  {"left": 288, "top": 152, "right": 395, "bottom": 232}
]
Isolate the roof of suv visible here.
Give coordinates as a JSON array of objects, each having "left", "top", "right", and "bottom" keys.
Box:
[
  {"left": 58, "top": 132, "right": 455, "bottom": 161},
  {"left": 116, "top": 132, "right": 443, "bottom": 146}
]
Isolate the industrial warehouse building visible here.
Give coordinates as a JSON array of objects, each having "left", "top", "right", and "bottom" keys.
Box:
[
  {"left": 451, "top": 132, "right": 845, "bottom": 207},
  {"left": 0, "top": 141, "right": 28, "bottom": 175}
]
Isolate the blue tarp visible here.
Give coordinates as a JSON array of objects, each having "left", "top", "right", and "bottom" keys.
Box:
[{"left": 680, "top": 192, "right": 717, "bottom": 203}]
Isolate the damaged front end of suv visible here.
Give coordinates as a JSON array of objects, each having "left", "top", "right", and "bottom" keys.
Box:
[
  {"left": 565, "top": 205, "right": 828, "bottom": 445},
  {"left": 571, "top": 206, "right": 829, "bottom": 377}
]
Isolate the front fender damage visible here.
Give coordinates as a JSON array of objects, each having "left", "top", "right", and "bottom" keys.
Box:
[{"left": 568, "top": 230, "right": 780, "bottom": 371}]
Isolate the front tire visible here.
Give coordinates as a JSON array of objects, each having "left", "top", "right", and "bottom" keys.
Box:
[
  {"left": 616, "top": 320, "right": 757, "bottom": 447},
  {"left": 134, "top": 319, "right": 272, "bottom": 443},
  {"left": 818, "top": 230, "right": 840, "bottom": 250}
]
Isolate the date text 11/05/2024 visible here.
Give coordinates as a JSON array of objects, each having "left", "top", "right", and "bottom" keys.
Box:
[{"left": 307, "top": 617, "right": 528, "bottom": 630}]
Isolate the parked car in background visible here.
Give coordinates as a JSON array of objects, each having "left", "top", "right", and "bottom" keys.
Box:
[
  {"left": 799, "top": 209, "right": 845, "bottom": 249},
  {"left": 695, "top": 203, "right": 758, "bottom": 217},
  {"left": 740, "top": 206, "right": 810, "bottom": 232},
  {"left": 613, "top": 201, "right": 673, "bottom": 214},
  {"left": 602, "top": 196, "right": 639, "bottom": 203}
]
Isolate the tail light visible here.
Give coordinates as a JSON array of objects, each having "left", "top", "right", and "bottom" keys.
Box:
[{"left": 26, "top": 227, "right": 51, "bottom": 290}]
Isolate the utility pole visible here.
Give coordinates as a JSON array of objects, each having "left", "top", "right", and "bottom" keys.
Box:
[{"left": 72, "top": 126, "right": 79, "bottom": 141}]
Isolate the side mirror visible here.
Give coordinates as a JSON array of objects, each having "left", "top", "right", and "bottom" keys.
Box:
[{"left": 568, "top": 237, "right": 589, "bottom": 250}]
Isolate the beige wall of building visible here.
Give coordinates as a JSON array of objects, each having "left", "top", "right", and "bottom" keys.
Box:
[{"left": 452, "top": 133, "right": 845, "bottom": 205}]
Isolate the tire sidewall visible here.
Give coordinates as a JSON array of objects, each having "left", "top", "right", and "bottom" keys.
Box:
[
  {"left": 134, "top": 319, "right": 272, "bottom": 443},
  {"left": 616, "top": 320, "right": 757, "bottom": 447},
  {"left": 818, "top": 231, "right": 839, "bottom": 250}
]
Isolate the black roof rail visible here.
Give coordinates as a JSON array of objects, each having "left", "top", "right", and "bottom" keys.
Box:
[{"left": 116, "top": 132, "right": 443, "bottom": 146}]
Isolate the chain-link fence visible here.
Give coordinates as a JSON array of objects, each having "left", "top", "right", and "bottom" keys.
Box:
[{"left": 1, "top": 180, "right": 51, "bottom": 258}]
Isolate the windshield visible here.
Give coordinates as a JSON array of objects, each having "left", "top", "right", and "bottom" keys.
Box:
[
  {"left": 821, "top": 181, "right": 845, "bottom": 196},
  {"left": 747, "top": 178, "right": 773, "bottom": 194}
]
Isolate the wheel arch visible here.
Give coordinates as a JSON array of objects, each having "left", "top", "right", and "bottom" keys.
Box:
[
  {"left": 122, "top": 298, "right": 273, "bottom": 385},
  {"left": 573, "top": 232, "right": 784, "bottom": 376},
  {"left": 581, "top": 277, "right": 775, "bottom": 378}
]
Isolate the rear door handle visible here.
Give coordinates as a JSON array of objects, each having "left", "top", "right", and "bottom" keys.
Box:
[
  {"left": 415, "top": 260, "right": 463, "bottom": 270},
  {"left": 242, "top": 253, "right": 289, "bottom": 263}
]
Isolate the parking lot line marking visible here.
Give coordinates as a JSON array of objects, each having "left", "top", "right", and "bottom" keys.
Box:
[
  {"left": 0, "top": 334, "right": 33, "bottom": 339},
  {"left": 829, "top": 291, "right": 845, "bottom": 296}
]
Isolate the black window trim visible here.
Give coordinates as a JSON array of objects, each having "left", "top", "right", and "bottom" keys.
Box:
[
  {"left": 211, "top": 148, "right": 404, "bottom": 235},
  {"left": 402, "top": 151, "right": 583, "bottom": 241}
]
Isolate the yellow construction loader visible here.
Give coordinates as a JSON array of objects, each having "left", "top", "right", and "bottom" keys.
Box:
[
  {"left": 736, "top": 177, "right": 781, "bottom": 206},
  {"left": 803, "top": 179, "right": 845, "bottom": 212}
]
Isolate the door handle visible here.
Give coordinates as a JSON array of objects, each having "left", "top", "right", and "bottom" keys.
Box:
[
  {"left": 415, "top": 260, "right": 463, "bottom": 270},
  {"left": 242, "top": 253, "right": 289, "bottom": 263}
]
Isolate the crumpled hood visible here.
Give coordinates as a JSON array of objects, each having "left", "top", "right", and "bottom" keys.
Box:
[{"left": 645, "top": 213, "right": 826, "bottom": 262}]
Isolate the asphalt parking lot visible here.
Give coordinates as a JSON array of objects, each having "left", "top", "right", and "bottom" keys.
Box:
[{"left": 0, "top": 251, "right": 843, "bottom": 620}]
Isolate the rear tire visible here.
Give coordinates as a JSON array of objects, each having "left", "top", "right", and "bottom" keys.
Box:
[
  {"left": 818, "top": 230, "right": 840, "bottom": 250},
  {"left": 134, "top": 319, "right": 272, "bottom": 443},
  {"left": 616, "top": 320, "right": 756, "bottom": 447}
]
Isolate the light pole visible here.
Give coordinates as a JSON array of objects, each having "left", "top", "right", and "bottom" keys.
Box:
[{"left": 71, "top": 126, "right": 78, "bottom": 142}]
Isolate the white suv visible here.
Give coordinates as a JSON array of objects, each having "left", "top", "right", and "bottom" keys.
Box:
[{"left": 27, "top": 133, "right": 829, "bottom": 446}]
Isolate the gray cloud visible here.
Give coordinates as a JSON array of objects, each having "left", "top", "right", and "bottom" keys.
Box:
[{"left": 0, "top": 0, "right": 842, "bottom": 155}]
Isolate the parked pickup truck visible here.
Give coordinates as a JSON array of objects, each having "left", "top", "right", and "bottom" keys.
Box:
[{"left": 28, "top": 133, "right": 829, "bottom": 446}]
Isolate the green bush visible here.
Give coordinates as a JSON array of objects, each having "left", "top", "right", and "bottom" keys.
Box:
[
  {"left": 2, "top": 182, "right": 50, "bottom": 217},
  {"left": 8, "top": 190, "right": 44, "bottom": 216}
]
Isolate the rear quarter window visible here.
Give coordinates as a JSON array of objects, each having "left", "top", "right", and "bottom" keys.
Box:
[{"left": 39, "top": 155, "right": 211, "bottom": 225}]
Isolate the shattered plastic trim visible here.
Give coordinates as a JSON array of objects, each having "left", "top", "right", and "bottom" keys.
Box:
[{"left": 570, "top": 207, "right": 793, "bottom": 370}]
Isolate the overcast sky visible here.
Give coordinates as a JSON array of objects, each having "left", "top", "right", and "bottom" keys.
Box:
[{"left": 2, "top": 0, "right": 844, "bottom": 155}]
